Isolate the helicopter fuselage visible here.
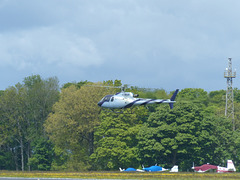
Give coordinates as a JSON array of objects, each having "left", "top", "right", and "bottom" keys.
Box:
[
  {"left": 98, "top": 89, "right": 179, "bottom": 109},
  {"left": 97, "top": 92, "right": 135, "bottom": 109}
]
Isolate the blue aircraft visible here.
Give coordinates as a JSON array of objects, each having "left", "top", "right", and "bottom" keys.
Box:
[
  {"left": 119, "top": 167, "right": 136, "bottom": 172},
  {"left": 119, "top": 167, "right": 144, "bottom": 172},
  {"left": 120, "top": 165, "right": 178, "bottom": 172},
  {"left": 143, "top": 165, "right": 168, "bottom": 172}
]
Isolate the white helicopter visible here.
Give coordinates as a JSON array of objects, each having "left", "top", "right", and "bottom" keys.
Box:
[{"left": 97, "top": 87, "right": 179, "bottom": 110}]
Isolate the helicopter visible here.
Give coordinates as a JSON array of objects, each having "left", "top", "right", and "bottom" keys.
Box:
[{"left": 97, "top": 87, "right": 179, "bottom": 110}]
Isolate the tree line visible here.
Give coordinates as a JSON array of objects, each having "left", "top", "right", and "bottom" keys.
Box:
[{"left": 0, "top": 75, "right": 240, "bottom": 171}]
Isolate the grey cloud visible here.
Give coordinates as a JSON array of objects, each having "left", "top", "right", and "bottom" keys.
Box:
[
  {"left": 0, "top": 27, "right": 102, "bottom": 70},
  {"left": 1, "top": 0, "right": 240, "bottom": 91}
]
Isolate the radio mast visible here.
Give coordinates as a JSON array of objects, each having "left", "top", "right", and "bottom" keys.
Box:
[{"left": 224, "top": 58, "right": 236, "bottom": 130}]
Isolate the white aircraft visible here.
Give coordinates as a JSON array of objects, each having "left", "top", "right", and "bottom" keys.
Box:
[
  {"left": 217, "top": 160, "right": 236, "bottom": 173},
  {"left": 98, "top": 88, "right": 179, "bottom": 110},
  {"left": 170, "top": 165, "right": 179, "bottom": 172}
]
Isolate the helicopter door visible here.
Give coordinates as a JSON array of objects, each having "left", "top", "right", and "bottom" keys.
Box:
[
  {"left": 110, "top": 96, "right": 118, "bottom": 108},
  {"left": 110, "top": 97, "right": 114, "bottom": 102}
]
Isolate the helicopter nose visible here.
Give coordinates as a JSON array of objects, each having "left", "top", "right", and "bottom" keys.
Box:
[{"left": 97, "top": 101, "right": 103, "bottom": 107}]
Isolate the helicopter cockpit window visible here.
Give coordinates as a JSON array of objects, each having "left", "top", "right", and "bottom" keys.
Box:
[
  {"left": 103, "top": 95, "right": 113, "bottom": 102},
  {"left": 110, "top": 97, "right": 114, "bottom": 102}
]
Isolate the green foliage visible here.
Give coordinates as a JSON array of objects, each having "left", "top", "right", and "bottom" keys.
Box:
[
  {"left": 0, "top": 150, "right": 15, "bottom": 170},
  {"left": 28, "top": 138, "right": 54, "bottom": 171},
  {"left": 103, "top": 79, "right": 122, "bottom": 87},
  {"left": 0, "top": 75, "right": 59, "bottom": 171},
  {"left": 234, "top": 88, "right": 240, "bottom": 103},
  {"left": 45, "top": 83, "right": 116, "bottom": 170},
  {"left": 50, "top": 146, "right": 68, "bottom": 171},
  {"left": 1, "top": 78, "right": 240, "bottom": 172},
  {"left": 0, "top": 90, "right": 4, "bottom": 96},
  {"left": 208, "top": 90, "right": 225, "bottom": 106},
  {"left": 135, "top": 88, "right": 168, "bottom": 99},
  {"left": 90, "top": 107, "right": 148, "bottom": 170},
  {"left": 61, "top": 80, "right": 88, "bottom": 89},
  {"left": 178, "top": 88, "right": 209, "bottom": 107},
  {"left": 137, "top": 102, "right": 237, "bottom": 171}
]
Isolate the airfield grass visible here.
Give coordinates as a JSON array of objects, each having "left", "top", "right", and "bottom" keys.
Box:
[{"left": 1, "top": 171, "right": 240, "bottom": 179}]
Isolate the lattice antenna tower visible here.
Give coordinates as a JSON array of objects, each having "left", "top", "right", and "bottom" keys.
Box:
[{"left": 224, "top": 58, "right": 236, "bottom": 130}]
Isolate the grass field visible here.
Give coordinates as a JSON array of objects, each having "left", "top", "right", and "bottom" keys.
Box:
[{"left": 1, "top": 171, "right": 240, "bottom": 179}]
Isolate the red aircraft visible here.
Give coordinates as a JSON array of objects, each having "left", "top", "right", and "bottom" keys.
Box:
[{"left": 192, "top": 164, "right": 217, "bottom": 172}]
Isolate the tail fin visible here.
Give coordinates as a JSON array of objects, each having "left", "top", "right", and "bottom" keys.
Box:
[
  {"left": 170, "top": 165, "right": 178, "bottom": 172},
  {"left": 169, "top": 89, "right": 179, "bottom": 109},
  {"left": 119, "top": 167, "right": 125, "bottom": 172},
  {"left": 227, "top": 160, "right": 236, "bottom": 172}
]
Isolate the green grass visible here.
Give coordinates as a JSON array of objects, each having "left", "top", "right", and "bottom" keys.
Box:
[{"left": 1, "top": 171, "right": 240, "bottom": 179}]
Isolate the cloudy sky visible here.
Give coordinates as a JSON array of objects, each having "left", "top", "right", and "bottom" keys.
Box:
[{"left": 0, "top": 0, "right": 240, "bottom": 91}]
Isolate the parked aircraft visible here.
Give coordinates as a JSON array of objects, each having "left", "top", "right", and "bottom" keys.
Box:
[
  {"left": 170, "top": 165, "right": 179, "bottom": 172},
  {"left": 143, "top": 165, "right": 168, "bottom": 172},
  {"left": 217, "top": 160, "right": 236, "bottom": 173},
  {"left": 192, "top": 164, "right": 217, "bottom": 173},
  {"left": 98, "top": 88, "right": 179, "bottom": 110},
  {"left": 119, "top": 165, "right": 178, "bottom": 172},
  {"left": 119, "top": 167, "right": 144, "bottom": 172},
  {"left": 142, "top": 165, "right": 178, "bottom": 172},
  {"left": 192, "top": 160, "right": 236, "bottom": 173}
]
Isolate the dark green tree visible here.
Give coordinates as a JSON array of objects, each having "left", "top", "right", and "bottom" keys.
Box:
[
  {"left": 0, "top": 75, "right": 59, "bottom": 171},
  {"left": 90, "top": 106, "right": 148, "bottom": 170},
  {"left": 27, "top": 138, "right": 54, "bottom": 170},
  {"left": 178, "top": 88, "right": 209, "bottom": 107},
  {"left": 137, "top": 102, "right": 236, "bottom": 171}
]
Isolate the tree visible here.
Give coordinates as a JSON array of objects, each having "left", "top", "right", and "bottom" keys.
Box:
[
  {"left": 209, "top": 90, "right": 226, "bottom": 105},
  {"left": 27, "top": 138, "right": 54, "bottom": 170},
  {"left": 178, "top": 88, "right": 209, "bottom": 107},
  {"left": 137, "top": 102, "right": 235, "bottom": 171},
  {"left": 0, "top": 75, "right": 59, "bottom": 171},
  {"left": 45, "top": 84, "right": 115, "bottom": 170},
  {"left": 61, "top": 80, "right": 88, "bottom": 89},
  {"left": 0, "top": 93, "right": 16, "bottom": 170},
  {"left": 23, "top": 75, "right": 59, "bottom": 170},
  {"left": 90, "top": 106, "right": 148, "bottom": 170},
  {"left": 0, "top": 84, "right": 27, "bottom": 171}
]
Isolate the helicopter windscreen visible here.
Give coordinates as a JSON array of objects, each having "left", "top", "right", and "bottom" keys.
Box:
[
  {"left": 98, "top": 95, "right": 113, "bottom": 107},
  {"left": 103, "top": 95, "right": 113, "bottom": 102}
]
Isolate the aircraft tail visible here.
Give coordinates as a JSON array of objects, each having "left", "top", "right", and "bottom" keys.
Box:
[
  {"left": 170, "top": 165, "right": 178, "bottom": 172},
  {"left": 192, "top": 162, "right": 195, "bottom": 170},
  {"left": 169, "top": 89, "right": 179, "bottom": 109},
  {"left": 119, "top": 167, "right": 124, "bottom": 172},
  {"left": 227, "top": 160, "right": 236, "bottom": 172}
]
